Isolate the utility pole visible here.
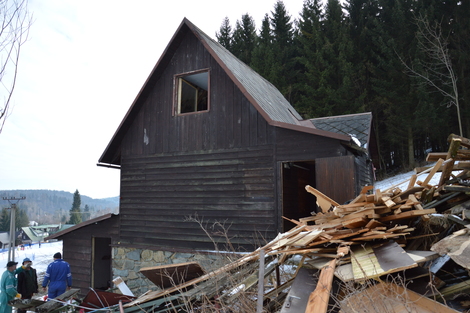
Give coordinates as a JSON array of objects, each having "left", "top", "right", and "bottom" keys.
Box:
[{"left": 3, "top": 196, "right": 25, "bottom": 261}]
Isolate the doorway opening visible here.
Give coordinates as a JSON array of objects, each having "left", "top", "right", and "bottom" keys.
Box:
[
  {"left": 281, "top": 161, "right": 317, "bottom": 231},
  {"left": 92, "top": 237, "right": 112, "bottom": 290}
]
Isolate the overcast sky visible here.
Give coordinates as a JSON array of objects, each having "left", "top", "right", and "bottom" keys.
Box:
[{"left": 0, "top": 0, "right": 305, "bottom": 199}]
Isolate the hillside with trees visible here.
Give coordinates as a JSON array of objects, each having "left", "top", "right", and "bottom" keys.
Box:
[
  {"left": 217, "top": 0, "right": 469, "bottom": 178},
  {"left": 0, "top": 190, "right": 119, "bottom": 225}
]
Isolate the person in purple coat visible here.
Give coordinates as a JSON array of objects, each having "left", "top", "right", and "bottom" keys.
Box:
[{"left": 42, "top": 253, "right": 72, "bottom": 299}]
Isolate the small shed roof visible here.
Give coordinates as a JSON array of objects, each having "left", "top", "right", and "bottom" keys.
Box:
[{"left": 46, "top": 213, "right": 118, "bottom": 240}]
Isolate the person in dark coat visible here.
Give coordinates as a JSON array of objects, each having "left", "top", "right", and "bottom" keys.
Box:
[{"left": 17, "top": 258, "right": 38, "bottom": 313}]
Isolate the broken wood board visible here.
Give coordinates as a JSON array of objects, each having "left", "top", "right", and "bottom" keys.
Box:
[
  {"left": 36, "top": 288, "right": 80, "bottom": 313},
  {"left": 305, "top": 259, "right": 336, "bottom": 313},
  {"left": 340, "top": 282, "right": 461, "bottom": 313},
  {"left": 431, "top": 228, "right": 470, "bottom": 270},
  {"left": 140, "top": 262, "right": 206, "bottom": 289},
  {"left": 8, "top": 299, "right": 45, "bottom": 310},
  {"left": 378, "top": 208, "right": 436, "bottom": 222},
  {"left": 305, "top": 185, "right": 340, "bottom": 213},
  {"left": 351, "top": 242, "right": 417, "bottom": 281},
  {"left": 435, "top": 279, "right": 470, "bottom": 301}
]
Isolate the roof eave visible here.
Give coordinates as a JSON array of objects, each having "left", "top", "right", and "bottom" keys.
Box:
[
  {"left": 45, "top": 213, "right": 117, "bottom": 240},
  {"left": 271, "top": 121, "right": 351, "bottom": 141}
]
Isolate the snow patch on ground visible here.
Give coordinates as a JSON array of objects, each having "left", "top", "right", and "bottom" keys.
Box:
[
  {"left": 1, "top": 241, "right": 62, "bottom": 281},
  {"left": 374, "top": 164, "right": 443, "bottom": 191}
]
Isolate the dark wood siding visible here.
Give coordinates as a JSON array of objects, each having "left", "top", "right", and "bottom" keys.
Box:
[
  {"left": 60, "top": 216, "right": 119, "bottom": 297},
  {"left": 117, "top": 30, "right": 277, "bottom": 251},
  {"left": 121, "top": 30, "right": 272, "bottom": 157},
  {"left": 119, "top": 146, "right": 276, "bottom": 250},
  {"left": 355, "top": 154, "right": 374, "bottom": 194},
  {"left": 274, "top": 128, "right": 346, "bottom": 161},
  {"left": 315, "top": 155, "right": 356, "bottom": 205}
]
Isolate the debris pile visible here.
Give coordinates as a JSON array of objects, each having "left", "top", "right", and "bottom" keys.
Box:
[
  {"left": 116, "top": 134, "right": 470, "bottom": 313},
  {"left": 12, "top": 134, "right": 470, "bottom": 313}
]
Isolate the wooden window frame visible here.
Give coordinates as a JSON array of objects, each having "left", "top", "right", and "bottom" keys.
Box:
[{"left": 174, "top": 69, "right": 210, "bottom": 116}]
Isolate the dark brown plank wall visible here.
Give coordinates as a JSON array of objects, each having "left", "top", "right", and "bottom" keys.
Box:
[
  {"left": 117, "top": 30, "right": 278, "bottom": 250},
  {"left": 274, "top": 128, "right": 347, "bottom": 161},
  {"left": 315, "top": 155, "right": 356, "bottom": 204},
  {"left": 119, "top": 145, "right": 276, "bottom": 251},
  {"left": 122, "top": 30, "right": 272, "bottom": 158}
]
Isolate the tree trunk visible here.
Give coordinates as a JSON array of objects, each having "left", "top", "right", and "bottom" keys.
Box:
[{"left": 408, "top": 125, "right": 415, "bottom": 169}]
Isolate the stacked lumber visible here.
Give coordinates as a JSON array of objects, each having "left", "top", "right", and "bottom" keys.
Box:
[{"left": 121, "top": 133, "right": 470, "bottom": 313}]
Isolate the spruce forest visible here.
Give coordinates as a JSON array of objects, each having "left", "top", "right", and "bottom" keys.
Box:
[{"left": 216, "top": 0, "right": 470, "bottom": 178}]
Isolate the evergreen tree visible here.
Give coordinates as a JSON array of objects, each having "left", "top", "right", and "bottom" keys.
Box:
[
  {"left": 68, "top": 189, "right": 82, "bottom": 225},
  {"left": 0, "top": 208, "right": 10, "bottom": 231},
  {"left": 269, "top": 0, "right": 296, "bottom": 102},
  {"left": 16, "top": 208, "right": 29, "bottom": 228},
  {"left": 0, "top": 208, "right": 29, "bottom": 231},
  {"left": 294, "top": 0, "right": 325, "bottom": 118},
  {"left": 231, "top": 13, "right": 257, "bottom": 64},
  {"left": 216, "top": 17, "right": 233, "bottom": 51},
  {"left": 251, "top": 14, "right": 275, "bottom": 79},
  {"left": 83, "top": 204, "right": 91, "bottom": 221}
]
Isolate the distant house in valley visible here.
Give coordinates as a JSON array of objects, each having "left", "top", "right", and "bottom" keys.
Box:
[
  {"left": 20, "top": 224, "right": 74, "bottom": 244},
  {"left": 0, "top": 232, "right": 10, "bottom": 250}
]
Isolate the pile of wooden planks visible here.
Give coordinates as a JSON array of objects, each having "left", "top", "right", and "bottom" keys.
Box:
[{"left": 119, "top": 133, "right": 470, "bottom": 313}]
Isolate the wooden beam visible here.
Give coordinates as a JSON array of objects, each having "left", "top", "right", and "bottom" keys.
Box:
[
  {"left": 305, "top": 259, "right": 337, "bottom": 313},
  {"left": 422, "top": 158, "right": 444, "bottom": 186},
  {"left": 305, "top": 185, "right": 340, "bottom": 213},
  {"left": 407, "top": 174, "right": 417, "bottom": 189},
  {"left": 378, "top": 208, "right": 436, "bottom": 222},
  {"left": 448, "top": 133, "right": 470, "bottom": 148}
]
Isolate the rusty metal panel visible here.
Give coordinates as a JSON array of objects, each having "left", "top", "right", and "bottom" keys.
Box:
[{"left": 316, "top": 155, "right": 356, "bottom": 205}]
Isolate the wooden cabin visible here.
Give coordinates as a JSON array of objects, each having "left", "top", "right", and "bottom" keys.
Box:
[{"left": 98, "top": 18, "right": 375, "bottom": 252}]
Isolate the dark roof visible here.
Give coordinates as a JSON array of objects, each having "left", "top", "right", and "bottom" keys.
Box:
[
  {"left": 45, "top": 213, "right": 117, "bottom": 240},
  {"left": 310, "top": 112, "right": 372, "bottom": 148},
  {"left": 99, "top": 18, "right": 350, "bottom": 165},
  {"left": 191, "top": 23, "right": 302, "bottom": 124}
]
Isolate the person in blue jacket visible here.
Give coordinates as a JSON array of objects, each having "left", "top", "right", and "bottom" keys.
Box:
[
  {"left": 0, "top": 261, "right": 20, "bottom": 313},
  {"left": 42, "top": 252, "right": 72, "bottom": 299}
]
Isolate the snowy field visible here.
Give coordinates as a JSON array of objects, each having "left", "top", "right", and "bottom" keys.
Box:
[{"left": 0, "top": 241, "right": 63, "bottom": 279}]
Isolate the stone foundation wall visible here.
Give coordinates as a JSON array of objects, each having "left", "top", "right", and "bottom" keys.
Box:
[{"left": 112, "top": 247, "right": 227, "bottom": 296}]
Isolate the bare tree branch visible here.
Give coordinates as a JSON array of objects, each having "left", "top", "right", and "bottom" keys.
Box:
[
  {"left": 0, "top": 0, "right": 32, "bottom": 134},
  {"left": 398, "top": 14, "right": 462, "bottom": 136}
]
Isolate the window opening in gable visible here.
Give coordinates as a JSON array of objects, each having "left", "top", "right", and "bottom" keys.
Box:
[{"left": 176, "top": 71, "right": 209, "bottom": 114}]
